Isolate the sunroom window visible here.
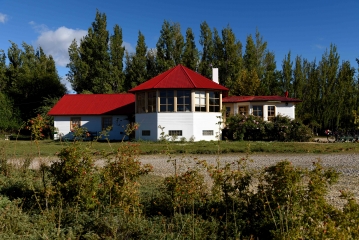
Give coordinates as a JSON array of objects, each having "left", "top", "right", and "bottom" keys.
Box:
[
  {"left": 195, "top": 91, "right": 206, "bottom": 112},
  {"left": 160, "top": 90, "right": 174, "bottom": 112},
  {"left": 209, "top": 91, "right": 220, "bottom": 112},
  {"left": 177, "top": 90, "right": 191, "bottom": 112}
]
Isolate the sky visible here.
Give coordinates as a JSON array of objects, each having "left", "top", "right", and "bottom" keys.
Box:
[{"left": 0, "top": 0, "right": 358, "bottom": 93}]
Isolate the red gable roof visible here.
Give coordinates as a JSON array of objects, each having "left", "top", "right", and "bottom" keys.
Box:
[
  {"left": 222, "top": 95, "right": 302, "bottom": 103},
  {"left": 129, "top": 64, "right": 229, "bottom": 92},
  {"left": 48, "top": 94, "right": 135, "bottom": 116}
]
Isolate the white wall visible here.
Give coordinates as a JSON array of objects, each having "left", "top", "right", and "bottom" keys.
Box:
[
  {"left": 224, "top": 102, "right": 296, "bottom": 121},
  {"left": 135, "top": 112, "right": 221, "bottom": 141},
  {"left": 53, "top": 115, "right": 130, "bottom": 141},
  {"left": 135, "top": 113, "right": 158, "bottom": 141}
]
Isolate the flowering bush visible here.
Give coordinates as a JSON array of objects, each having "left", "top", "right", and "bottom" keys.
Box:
[{"left": 225, "top": 114, "right": 312, "bottom": 141}]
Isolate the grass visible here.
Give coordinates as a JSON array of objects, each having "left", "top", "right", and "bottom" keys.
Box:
[{"left": 1, "top": 137, "right": 359, "bottom": 158}]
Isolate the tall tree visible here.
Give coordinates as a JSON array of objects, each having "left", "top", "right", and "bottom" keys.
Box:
[
  {"left": 182, "top": 28, "right": 199, "bottom": 70},
  {"left": 156, "top": 20, "right": 183, "bottom": 73},
  {"left": 0, "top": 50, "right": 6, "bottom": 91},
  {"left": 124, "top": 31, "right": 148, "bottom": 91},
  {"left": 221, "top": 26, "right": 242, "bottom": 91},
  {"left": 258, "top": 51, "right": 280, "bottom": 95},
  {"left": 109, "top": 24, "right": 125, "bottom": 93},
  {"left": 6, "top": 42, "right": 65, "bottom": 121},
  {"left": 280, "top": 51, "right": 293, "bottom": 96},
  {"left": 67, "top": 10, "right": 114, "bottom": 93},
  {"left": 198, "top": 21, "right": 214, "bottom": 79},
  {"left": 146, "top": 49, "right": 157, "bottom": 80}
]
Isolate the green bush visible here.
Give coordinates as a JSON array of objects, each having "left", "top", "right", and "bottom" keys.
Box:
[{"left": 226, "top": 114, "right": 312, "bottom": 142}]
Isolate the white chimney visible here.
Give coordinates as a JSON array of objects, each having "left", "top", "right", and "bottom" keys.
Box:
[{"left": 212, "top": 68, "right": 219, "bottom": 84}]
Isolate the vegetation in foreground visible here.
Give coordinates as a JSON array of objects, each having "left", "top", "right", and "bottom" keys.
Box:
[{"left": 1, "top": 126, "right": 359, "bottom": 239}]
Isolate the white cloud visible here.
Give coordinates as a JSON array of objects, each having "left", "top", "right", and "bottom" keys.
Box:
[
  {"left": 33, "top": 24, "right": 135, "bottom": 68},
  {"left": 123, "top": 42, "right": 135, "bottom": 54},
  {"left": 314, "top": 44, "right": 325, "bottom": 50},
  {"left": 0, "top": 13, "right": 8, "bottom": 23},
  {"left": 60, "top": 76, "right": 75, "bottom": 94},
  {"left": 35, "top": 26, "right": 87, "bottom": 67}
]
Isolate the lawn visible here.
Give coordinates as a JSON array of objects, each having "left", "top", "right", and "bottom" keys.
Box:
[{"left": 1, "top": 137, "right": 359, "bottom": 158}]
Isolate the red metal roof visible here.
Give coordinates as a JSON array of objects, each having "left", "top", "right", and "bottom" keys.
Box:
[
  {"left": 222, "top": 95, "right": 302, "bottom": 103},
  {"left": 129, "top": 64, "right": 229, "bottom": 92},
  {"left": 48, "top": 94, "right": 135, "bottom": 116}
]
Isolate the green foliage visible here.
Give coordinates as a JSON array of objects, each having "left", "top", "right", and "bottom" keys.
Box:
[
  {"left": 0, "top": 92, "right": 20, "bottom": 132},
  {"left": 226, "top": 114, "right": 312, "bottom": 142}
]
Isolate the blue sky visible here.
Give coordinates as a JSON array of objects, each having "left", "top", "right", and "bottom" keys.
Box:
[{"left": 1, "top": 0, "right": 358, "bottom": 93}]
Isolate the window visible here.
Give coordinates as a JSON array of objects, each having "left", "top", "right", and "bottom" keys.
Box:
[
  {"left": 177, "top": 90, "right": 191, "bottom": 112},
  {"left": 148, "top": 91, "right": 157, "bottom": 113},
  {"left": 136, "top": 92, "right": 146, "bottom": 113},
  {"left": 238, "top": 106, "right": 248, "bottom": 116},
  {"left": 268, "top": 106, "right": 276, "bottom": 121},
  {"left": 226, "top": 107, "right": 231, "bottom": 117},
  {"left": 70, "top": 117, "right": 81, "bottom": 130},
  {"left": 195, "top": 91, "right": 206, "bottom": 112},
  {"left": 142, "top": 130, "right": 151, "bottom": 136},
  {"left": 160, "top": 90, "right": 174, "bottom": 112},
  {"left": 203, "top": 130, "right": 214, "bottom": 136},
  {"left": 102, "top": 117, "right": 112, "bottom": 130},
  {"left": 168, "top": 130, "right": 182, "bottom": 136},
  {"left": 252, "top": 106, "right": 263, "bottom": 118},
  {"left": 209, "top": 91, "right": 220, "bottom": 112}
]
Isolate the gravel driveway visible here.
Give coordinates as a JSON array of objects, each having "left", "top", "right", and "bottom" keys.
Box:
[
  {"left": 22, "top": 152, "right": 359, "bottom": 209},
  {"left": 139, "top": 153, "right": 359, "bottom": 208}
]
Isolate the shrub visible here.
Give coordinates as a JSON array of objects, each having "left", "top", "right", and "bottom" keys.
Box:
[{"left": 226, "top": 114, "right": 312, "bottom": 142}]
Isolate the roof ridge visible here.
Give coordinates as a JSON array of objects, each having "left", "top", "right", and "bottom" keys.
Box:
[
  {"left": 180, "top": 65, "right": 196, "bottom": 88},
  {"left": 153, "top": 67, "right": 176, "bottom": 88}
]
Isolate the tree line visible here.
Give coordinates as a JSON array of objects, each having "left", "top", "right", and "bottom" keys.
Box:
[{"left": 0, "top": 10, "right": 358, "bottom": 133}]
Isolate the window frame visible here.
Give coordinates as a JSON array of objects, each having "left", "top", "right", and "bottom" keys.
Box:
[
  {"left": 195, "top": 91, "right": 206, "bottom": 112},
  {"left": 70, "top": 117, "right": 81, "bottom": 131},
  {"left": 168, "top": 130, "right": 182, "bottom": 136},
  {"left": 208, "top": 91, "right": 220, "bottom": 112},
  {"left": 226, "top": 107, "right": 231, "bottom": 117},
  {"left": 252, "top": 105, "right": 263, "bottom": 118},
  {"left": 136, "top": 92, "right": 146, "bottom": 113},
  {"left": 147, "top": 91, "right": 157, "bottom": 113},
  {"left": 267, "top": 106, "right": 276, "bottom": 121},
  {"left": 202, "top": 130, "right": 214, "bottom": 136},
  {"left": 238, "top": 106, "right": 248, "bottom": 116},
  {"left": 142, "top": 130, "right": 151, "bottom": 136},
  {"left": 102, "top": 116, "right": 113, "bottom": 130},
  {"left": 159, "top": 90, "right": 174, "bottom": 112},
  {"left": 177, "top": 90, "right": 191, "bottom": 112}
]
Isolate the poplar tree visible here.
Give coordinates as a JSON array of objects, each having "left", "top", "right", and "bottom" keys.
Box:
[
  {"left": 156, "top": 20, "right": 183, "bottom": 73},
  {"left": 221, "top": 26, "right": 242, "bottom": 90},
  {"left": 182, "top": 28, "right": 199, "bottom": 70},
  {"left": 124, "top": 31, "right": 148, "bottom": 90},
  {"left": 198, "top": 21, "right": 214, "bottom": 79},
  {"left": 0, "top": 50, "right": 6, "bottom": 91},
  {"left": 67, "top": 10, "right": 126, "bottom": 94},
  {"left": 280, "top": 51, "right": 293, "bottom": 96},
  {"left": 109, "top": 24, "right": 125, "bottom": 93}
]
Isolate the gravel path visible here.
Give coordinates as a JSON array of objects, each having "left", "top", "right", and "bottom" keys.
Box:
[
  {"left": 18, "top": 152, "right": 359, "bottom": 209},
  {"left": 138, "top": 153, "right": 359, "bottom": 208}
]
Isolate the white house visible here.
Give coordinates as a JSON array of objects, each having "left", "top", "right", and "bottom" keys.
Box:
[
  {"left": 128, "top": 65, "right": 229, "bottom": 141},
  {"left": 48, "top": 65, "right": 302, "bottom": 141},
  {"left": 48, "top": 94, "right": 135, "bottom": 141},
  {"left": 222, "top": 95, "right": 302, "bottom": 121}
]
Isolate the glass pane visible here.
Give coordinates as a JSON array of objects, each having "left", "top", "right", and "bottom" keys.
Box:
[{"left": 160, "top": 105, "right": 167, "bottom": 112}]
